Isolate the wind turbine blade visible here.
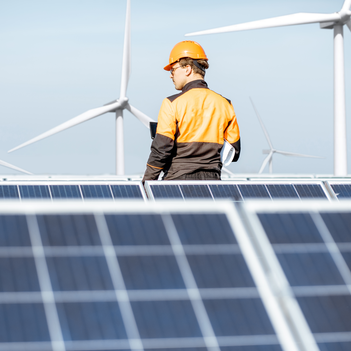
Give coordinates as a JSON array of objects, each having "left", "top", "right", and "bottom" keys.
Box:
[
  {"left": 250, "top": 97, "right": 274, "bottom": 150},
  {"left": 275, "top": 150, "right": 323, "bottom": 158},
  {"left": 259, "top": 152, "right": 273, "bottom": 174},
  {"left": 185, "top": 12, "right": 341, "bottom": 36},
  {"left": 341, "top": 0, "right": 351, "bottom": 12},
  {"left": 126, "top": 103, "right": 155, "bottom": 128},
  {"left": 346, "top": 19, "right": 351, "bottom": 31},
  {"left": 0, "top": 159, "right": 32, "bottom": 175},
  {"left": 120, "top": 0, "right": 131, "bottom": 99},
  {"left": 9, "top": 101, "right": 122, "bottom": 153}
]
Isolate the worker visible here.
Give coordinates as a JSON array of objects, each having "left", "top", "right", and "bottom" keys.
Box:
[{"left": 143, "top": 40, "right": 240, "bottom": 182}]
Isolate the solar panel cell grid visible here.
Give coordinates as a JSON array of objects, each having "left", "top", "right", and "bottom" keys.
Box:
[
  {"left": 179, "top": 184, "right": 213, "bottom": 199},
  {"left": 235, "top": 184, "right": 271, "bottom": 199},
  {"left": 50, "top": 185, "right": 82, "bottom": 199},
  {"left": 0, "top": 202, "right": 294, "bottom": 351},
  {"left": 320, "top": 212, "right": 351, "bottom": 243},
  {"left": 204, "top": 298, "right": 275, "bottom": 336},
  {"left": 0, "top": 215, "right": 31, "bottom": 246},
  {"left": 187, "top": 254, "right": 255, "bottom": 288},
  {"left": 146, "top": 181, "right": 331, "bottom": 202},
  {"left": 209, "top": 184, "right": 242, "bottom": 201},
  {"left": 0, "top": 185, "right": 18, "bottom": 199},
  {"left": 330, "top": 184, "right": 351, "bottom": 199},
  {"left": 254, "top": 207, "right": 351, "bottom": 351},
  {"left": 81, "top": 185, "right": 113, "bottom": 199},
  {"left": 265, "top": 184, "right": 299, "bottom": 199},
  {"left": 0, "top": 257, "right": 40, "bottom": 292},
  {"left": 110, "top": 184, "right": 143, "bottom": 199},
  {"left": 118, "top": 255, "right": 186, "bottom": 290},
  {"left": 172, "top": 214, "right": 237, "bottom": 245},
  {"left": 47, "top": 256, "right": 114, "bottom": 291},
  {"left": 294, "top": 184, "right": 327, "bottom": 199},
  {"left": 37, "top": 214, "right": 101, "bottom": 246},
  {"left": 57, "top": 301, "right": 128, "bottom": 340},
  {"left": 258, "top": 213, "right": 324, "bottom": 244},
  {"left": 132, "top": 300, "right": 203, "bottom": 338},
  {"left": 105, "top": 214, "right": 170, "bottom": 246},
  {"left": 276, "top": 252, "right": 345, "bottom": 286}
]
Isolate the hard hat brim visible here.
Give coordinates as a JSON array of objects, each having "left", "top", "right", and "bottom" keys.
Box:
[{"left": 164, "top": 63, "right": 172, "bottom": 71}]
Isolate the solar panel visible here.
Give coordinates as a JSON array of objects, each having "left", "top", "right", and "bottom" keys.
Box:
[
  {"left": 325, "top": 181, "right": 351, "bottom": 200},
  {"left": 145, "top": 181, "right": 332, "bottom": 201},
  {"left": 244, "top": 201, "right": 351, "bottom": 351},
  {"left": 0, "top": 182, "right": 146, "bottom": 201},
  {"left": 0, "top": 201, "right": 303, "bottom": 351}
]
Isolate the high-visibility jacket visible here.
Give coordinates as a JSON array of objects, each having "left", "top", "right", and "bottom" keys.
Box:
[{"left": 143, "top": 79, "right": 240, "bottom": 180}]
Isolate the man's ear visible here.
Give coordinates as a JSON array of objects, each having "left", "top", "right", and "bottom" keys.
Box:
[{"left": 184, "top": 65, "right": 192, "bottom": 77}]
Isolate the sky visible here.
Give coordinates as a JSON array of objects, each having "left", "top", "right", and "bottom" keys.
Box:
[{"left": 0, "top": 0, "right": 350, "bottom": 176}]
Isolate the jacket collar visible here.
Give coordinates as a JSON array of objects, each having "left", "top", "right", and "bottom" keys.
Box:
[{"left": 182, "top": 79, "right": 208, "bottom": 93}]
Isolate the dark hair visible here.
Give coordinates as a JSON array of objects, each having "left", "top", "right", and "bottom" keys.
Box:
[{"left": 179, "top": 58, "right": 209, "bottom": 77}]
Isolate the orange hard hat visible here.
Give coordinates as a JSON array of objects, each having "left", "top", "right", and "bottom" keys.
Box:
[{"left": 164, "top": 40, "right": 208, "bottom": 71}]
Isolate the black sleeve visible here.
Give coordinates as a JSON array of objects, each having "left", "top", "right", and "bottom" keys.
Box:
[
  {"left": 143, "top": 134, "right": 175, "bottom": 181},
  {"left": 231, "top": 138, "right": 241, "bottom": 162}
]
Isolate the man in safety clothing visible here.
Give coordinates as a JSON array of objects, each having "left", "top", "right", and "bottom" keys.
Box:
[{"left": 143, "top": 40, "right": 240, "bottom": 182}]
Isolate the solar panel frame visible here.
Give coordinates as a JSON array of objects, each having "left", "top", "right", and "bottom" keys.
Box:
[
  {"left": 145, "top": 180, "right": 333, "bottom": 201},
  {"left": 243, "top": 200, "right": 351, "bottom": 351},
  {"left": 0, "top": 181, "right": 147, "bottom": 201},
  {"left": 0, "top": 200, "right": 307, "bottom": 351}
]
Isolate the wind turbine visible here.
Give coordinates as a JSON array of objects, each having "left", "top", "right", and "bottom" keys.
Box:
[
  {"left": 0, "top": 159, "right": 31, "bottom": 175},
  {"left": 186, "top": 0, "right": 351, "bottom": 176},
  {"left": 250, "top": 98, "right": 321, "bottom": 174},
  {"left": 8, "top": 0, "right": 154, "bottom": 175}
]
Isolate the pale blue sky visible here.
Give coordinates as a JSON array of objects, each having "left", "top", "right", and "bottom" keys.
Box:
[{"left": 0, "top": 0, "right": 350, "bottom": 175}]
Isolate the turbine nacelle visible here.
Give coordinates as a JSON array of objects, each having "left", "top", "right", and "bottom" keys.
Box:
[{"left": 186, "top": 0, "right": 350, "bottom": 175}]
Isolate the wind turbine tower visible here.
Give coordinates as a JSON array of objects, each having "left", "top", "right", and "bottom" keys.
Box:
[
  {"left": 186, "top": 0, "right": 351, "bottom": 176},
  {"left": 9, "top": 0, "right": 155, "bottom": 176}
]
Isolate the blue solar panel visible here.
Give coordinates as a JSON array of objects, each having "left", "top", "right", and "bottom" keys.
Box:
[
  {"left": 0, "top": 204, "right": 290, "bottom": 350},
  {"left": 204, "top": 298, "right": 275, "bottom": 336},
  {"left": 110, "top": 184, "right": 144, "bottom": 199},
  {"left": 50, "top": 185, "right": 82, "bottom": 199},
  {"left": 47, "top": 256, "right": 114, "bottom": 291},
  {"left": 256, "top": 208, "right": 351, "bottom": 350},
  {"left": 294, "top": 184, "right": 327, "bottom": 199},
  {"left": 105, "top": 214, "right": 170, "bottom": 246},
  {"left": 147, "top": 182, "right": 331, "bottom": 202},
  {"left": 266, "top": 184, "right": 299, "bottom": 199},
  {"left": 149, "top": 184, "right": 183, "bottom": 199},
  {"left": 179, "top": 184, "right": 213, "bottom": 199},
  {"left": 119, "top": 255, "right": 185, "bottom": 290},
  {"left": 258, "top": 213, "right": 324, "bottom": 244},
  {"left": 0, "top": 257, "right": 40, "bottom": 292},
  {"left": 19, "top": 185, "right": 51, "bottom": 199},
  {"left": 329, "top": 184, "right": 351, "bottom": 199},
  {"left": 187, "top": 254, "right": 255, "bottom": 288},
  {"left": 209, "top": 184, "right": 242, "bottom": 201},
  {"left": 37, "top": 214, "right": 101, "bottom": 246},
  {"left": 0, "top": 215, "right": 31, "bottom": 246},
  {"left": 237, "top": 184, "right": 271, "bottom": 199},
  {"left": 132, "top": 300, "right": 202, "bottom": 338},
  {"left": 0, "top": 303, "right": 50, "bottom": 342},
  {"left": 81, "top": 184, "right": 113, "bottom": 199},
  {"left": 172, "top": 214, "right": 237, "bottom": 245},
  {"left": 57, "top": 301, "right": 128, "bottom": 341},
  {"left": 0, "top": 183, "right": 145, "bottom": 201},
  {"left": 320, "top": 212, "right": 351, "bottom": 243},
  {"left": 0, "top": 185, "right": 18, "bottom": 199}
]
